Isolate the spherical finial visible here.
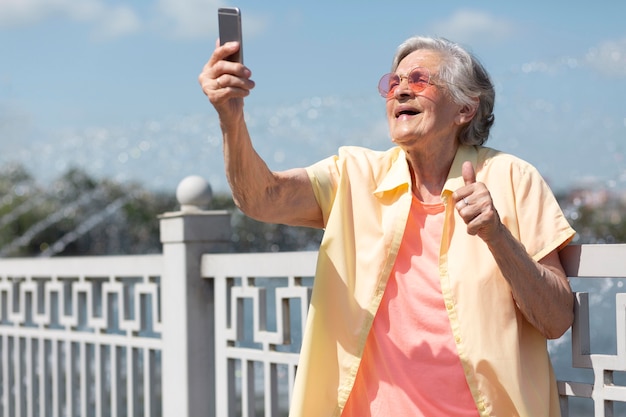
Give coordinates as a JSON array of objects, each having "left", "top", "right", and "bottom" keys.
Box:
[{"left": 176, "top": 175, "right": 213, "bottom": 211}]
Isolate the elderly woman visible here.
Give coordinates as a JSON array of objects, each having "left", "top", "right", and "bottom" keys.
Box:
[{"left": 200, "top": 36, "right": 575, "bottom": 417}]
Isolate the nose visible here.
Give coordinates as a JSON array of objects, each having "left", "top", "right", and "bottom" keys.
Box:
[{"left": 394, "top": 75, "right": 414, "bottom": 99}]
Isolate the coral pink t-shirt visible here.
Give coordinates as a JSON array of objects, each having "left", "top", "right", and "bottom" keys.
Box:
[{"left": 342, "top": 195, "right": 479, "bottom": 416}]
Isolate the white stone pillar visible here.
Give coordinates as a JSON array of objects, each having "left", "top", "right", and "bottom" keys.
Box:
[{"left": 159, "top": 176, "right": 231, "bottom": 417}]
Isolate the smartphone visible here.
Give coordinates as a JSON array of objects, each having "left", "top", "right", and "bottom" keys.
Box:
[{"left": 218, "top": 7, "right": 243, "bottom": 63}]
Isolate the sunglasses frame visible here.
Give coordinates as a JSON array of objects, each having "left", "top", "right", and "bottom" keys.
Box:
[{"left": 378, "top": 66, "right": 434, "bottom": 99}]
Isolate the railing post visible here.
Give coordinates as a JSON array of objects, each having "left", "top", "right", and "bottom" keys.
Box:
[{"left": 159, "top": 176, "right": 232, "bottom": 417}]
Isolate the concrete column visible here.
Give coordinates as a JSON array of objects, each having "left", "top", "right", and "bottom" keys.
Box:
[{"left": 159, "top": 176, "right": 231, "bottom": 417}]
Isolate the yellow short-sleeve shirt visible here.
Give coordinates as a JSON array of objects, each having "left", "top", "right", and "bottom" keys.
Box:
[{"left": 289, "top": 144, "right": 575, "bottom": 417}]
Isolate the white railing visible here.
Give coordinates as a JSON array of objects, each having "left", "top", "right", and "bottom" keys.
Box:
[
  {"left": 0, "top": 184, "right": 624, "bottom": 416},
  {"left": 202, "top": 251, "right": 316, "bottom": 417},
  {"left": 557, "top": 244, "right": 626, "bottom": 417},
  {"left": 0, "top": 255, "right": 163, "bottom": 417}
]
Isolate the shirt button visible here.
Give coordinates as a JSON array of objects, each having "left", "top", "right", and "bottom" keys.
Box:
[{"left": 445, "top": 302, "right": 454, "bottom": 311}]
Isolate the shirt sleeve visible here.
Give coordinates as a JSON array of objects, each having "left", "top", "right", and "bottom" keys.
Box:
[
  {"left": 305, "top": 154, "right": 340, "bottom": 227},
  {"left": 487, "top": 154, "right": 576, "bottom": 261}
]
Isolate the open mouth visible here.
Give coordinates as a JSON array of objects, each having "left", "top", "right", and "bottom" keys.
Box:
[{"left": 395, "top": 109, "right": 420, "bottom": 118}]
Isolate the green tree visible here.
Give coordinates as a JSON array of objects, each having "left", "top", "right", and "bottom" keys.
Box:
[{"left": 557, "top": 190, "right": 626, "bottom": 244}]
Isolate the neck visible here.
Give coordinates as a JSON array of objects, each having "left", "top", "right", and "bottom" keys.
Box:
[{"left": 406, "top": 142, "right": 459, "bottom": 203}]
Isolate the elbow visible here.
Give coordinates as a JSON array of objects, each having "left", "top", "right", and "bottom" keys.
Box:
[
  {"left": 227, "top": 179, "right": 270, "bottom": 221},
  {"left": 545, "top": 313, "right": 574, "bottom": 340},
  {"left": 231, "top": 187, "right": 282, "bottom": 223},
  {"left": 545, "top": 298, "right": 575, "bottom": 340},
  {"left": 230, "top": 179, "right": 288, "bottom": 223},
  {"left": 231, "top": 193, "right": 267, "bottom": 222}
]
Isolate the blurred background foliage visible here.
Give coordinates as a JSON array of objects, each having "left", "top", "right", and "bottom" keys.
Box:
[
  {"left": 0, "top": 163, "right": 622, "bottom": 257},
  {"left": 0, "top": 163, "right": 322, "bottom": 257}
]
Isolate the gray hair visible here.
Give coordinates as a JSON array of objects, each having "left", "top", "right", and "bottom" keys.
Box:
[{"left": 391, "top": 36, "right": 495, "bottom": 145}]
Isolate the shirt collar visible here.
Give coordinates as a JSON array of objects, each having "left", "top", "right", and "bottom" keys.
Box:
[
  {"left": 442, "top": 144, "right": 478, "bottom": 196},
  {"left": 372, "top": 144, "right": 479, "bottom": 198},
  {"left": 373, "top": 147, "right": 410, "bottom": 197}
]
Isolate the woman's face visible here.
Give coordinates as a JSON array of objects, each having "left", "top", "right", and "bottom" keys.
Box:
[{"left": 386, "top": 50, "right": 468, "bottom": 152}]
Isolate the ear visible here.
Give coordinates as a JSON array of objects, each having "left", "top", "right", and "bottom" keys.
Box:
[{"left": 455, "top": 97, "right": 479, "bottom": 125}]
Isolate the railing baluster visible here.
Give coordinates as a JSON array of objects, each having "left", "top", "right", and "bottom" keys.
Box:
[{"left": 1, "top": 333, "right": 7, "bottom": 417}]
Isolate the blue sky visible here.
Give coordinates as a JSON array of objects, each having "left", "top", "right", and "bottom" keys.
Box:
[{"left": 0, "top": 0, "right": 625, "bottom": 194}]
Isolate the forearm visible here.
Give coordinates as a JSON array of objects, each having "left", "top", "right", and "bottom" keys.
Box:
[
  {"left": 485, "top": 223, "right": 574, "bottom": 339},
  {"left": 221, "top": 117, "right": 274, "bottom": 215},
  {"left": 200, "top": 40, "right": 281, "bottom": 221}
]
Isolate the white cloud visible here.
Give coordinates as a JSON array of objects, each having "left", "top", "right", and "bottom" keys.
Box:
[
  {"left": 0, "top": 0, "right": 140, "bottom": 39},
  {"left": 155, "top": 0, "right": 221, "bottom": 39},
  {"left": 154, "top": 0, "right": 267, "bottom": 40},
  {"left": 93, "top": 6, "right": 141, "bottom": 39},
  {"left": 0, "top": 0, "right": 50, "bottom": 27},
  {"left": 519, "top": 38, "right": 626, "bottom": 78},
  {"left": 429, "top": 9, "right": 516, "bottom": 44},
  {"left": 585, "top": 39, "right": 626, "bottom": 77},
  {"left": 0, "top": 0, "right": 264, "bottom": 41}
]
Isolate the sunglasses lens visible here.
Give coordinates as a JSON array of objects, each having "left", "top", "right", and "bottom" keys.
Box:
[
  {"left": 408, "top": 69, "right": 429, "bottom": 92},
  {"left": 378, "top": 73, "right": 399, "bottom": 98}
]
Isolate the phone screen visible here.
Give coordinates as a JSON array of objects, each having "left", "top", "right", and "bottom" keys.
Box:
[{"left": 218, "top": 7, "right": 243, "bottom": 63}]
